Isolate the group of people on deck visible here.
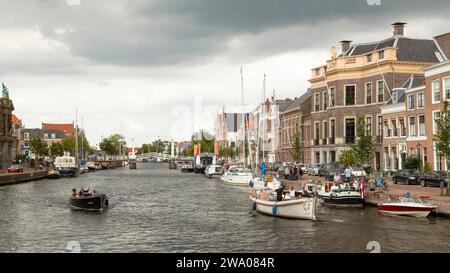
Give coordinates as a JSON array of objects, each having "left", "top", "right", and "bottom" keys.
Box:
[{"left": 72, "top": 187, "right": 101, "bottom": 198}]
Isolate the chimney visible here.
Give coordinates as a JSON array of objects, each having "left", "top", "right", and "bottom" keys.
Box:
[
  {"left": 340, "top": 40, "right": 352, "bottom": 53},
  {"left": 392, "top": 22, "right": 406, "bottom": 36}
]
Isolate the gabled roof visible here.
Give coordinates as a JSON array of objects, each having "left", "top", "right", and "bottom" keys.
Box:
[
  {"left": 42, "top": 122, "right": 74, "bottom": 136},
  {"left": 22, "top": 128, "right": 66, "bottom": 139},
  {"left": 343, "top": 37, "right": 441, "bottom": 63},
  {"left": 282, "top": 90, "right": 312, "bottom": 113}
]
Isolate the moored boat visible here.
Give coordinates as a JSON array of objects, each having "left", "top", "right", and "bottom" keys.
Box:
[
  {"left": 55, "top": 154, "right": 80, "bottom": 177},
  {"left": 377, "top": 193, "right": 436, "bottom": 218},
  {"left": 250, "top": 189, "right": 317, "bottom": 220},
  {"left": 47, "top": 169, "right": 61, "bottom": 179},
  {"left": 181, "top": 162, "right": 194, "bottom": 173},
  {"left": 317, "top": 182, "right": 365, "bottom": 208},
  {"left": 220, "top": 166, "right": 253, "bottom": 186},
  {"left": 204, "top": 164, "right": 223, "bottom": 178}
]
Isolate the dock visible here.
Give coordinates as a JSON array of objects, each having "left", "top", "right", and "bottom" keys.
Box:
[{"left": 0, "top": 170, "right": 49, "bottom": 186}]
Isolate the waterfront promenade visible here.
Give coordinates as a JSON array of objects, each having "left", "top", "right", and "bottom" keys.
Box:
[
  {"left": 282, "top": 175, "right": 450, "bottom": 217},
  {"left": 0, "top": 169, "right": 48, "bottom": 186}
]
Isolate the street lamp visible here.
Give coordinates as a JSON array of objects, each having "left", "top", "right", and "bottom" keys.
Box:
[{"left": 417, "top": 143, "right": 422, "bottom": 173}]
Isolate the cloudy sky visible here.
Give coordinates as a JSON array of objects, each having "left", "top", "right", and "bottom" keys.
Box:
[{"left": 1, "top": 0, "right": 450, "bottom": 147}]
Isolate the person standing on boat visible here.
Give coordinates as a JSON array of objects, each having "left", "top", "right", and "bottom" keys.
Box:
[
  {"left": 344, "top": 166, "right": 352, "bottom": 183},
  {"left": 284, "top": 166, "right": 290, "bottom": 180}
]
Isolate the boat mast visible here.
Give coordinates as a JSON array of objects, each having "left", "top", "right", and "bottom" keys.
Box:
[
  {"left": 81, "top": 117, "right": 84, "bottom": 162},
  {"left": 262, "top": 74, "right": 266, "bottom": 164},
  {"left": 240, "top": 65, "right": 247, "bottom": 168},
  {"left": 75, "top": 108, "right": 79, "bottom": 166}
]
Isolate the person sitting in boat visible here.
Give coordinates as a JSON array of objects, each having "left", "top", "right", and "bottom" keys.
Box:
[
  {"left": 289, "top": 187, "right": 296, "bottom": 199},
  {"left": 72, "top": 188, "right": 78, "bottom": 198},
  {"left": 92, "top": 187, "right": 101, "bottom": 197},
  {"left": 330, "top": 183, "right": 339, "bottom": 192},
  {"left": 275, "top": 185, "right": 285, "bottom": 201},
  {"left": 284, "top": 166, "right": 290, "bottom": 180}
]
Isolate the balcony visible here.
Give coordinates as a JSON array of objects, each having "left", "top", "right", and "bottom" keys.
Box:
[
  {"left": 345, "top": 136, "right": 355, "bottom": 144},
  {"left": 314, "top": 138, "right": 320, "bottom": 146},
  {"left": 329, "top": 137, "right": 335, "bottom": 145}
]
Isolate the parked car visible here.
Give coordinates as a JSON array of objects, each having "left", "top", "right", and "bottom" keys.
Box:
[
  {"left": 295, "top": 163, "right": 307, "bottom": 174},
  {"left": 8, "top": 165, "right": 24, "bottom": 173},
  {"left": 307, "top": 164, "right": 322, "bottom": 176},
  {"left": 351, "top": 167, "right": 367, "bottom": 177},
  {"left": 420, "top": 171, "right": 449, "bottom": 188},
  {"left": 392, "top": 169, "right": 420, "bottom": 185}
]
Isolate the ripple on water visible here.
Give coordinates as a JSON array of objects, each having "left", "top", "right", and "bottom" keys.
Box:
[{"left": 1, "top": 163, "right": 450, "bottom": 252}]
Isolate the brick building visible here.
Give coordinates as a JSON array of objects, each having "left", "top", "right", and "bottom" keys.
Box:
[
  {"left": 423, "top": 60, "right": 450, "bottom": 171},
  {"left": 277, "top": 90, "right": 311, "bottom": 163},
  {"left": 309, "top": 22, "right": 448, "bottom": 170}
]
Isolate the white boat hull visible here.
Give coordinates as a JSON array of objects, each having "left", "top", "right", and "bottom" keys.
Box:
[
  {"left": 250, "top": 196, "right": 317, "bottom": 220},
  {"left": 221, "top": 175, "right": 252, "bottom": 187}
]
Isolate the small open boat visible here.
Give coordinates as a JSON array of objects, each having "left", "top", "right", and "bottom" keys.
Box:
[
  {"left": 181, "top": 163, "right": 194, "bottom": 173},
  {"left": 250, "top": 190, "right": 317, "bottom": 220},
  {"left": 47, "top": 169, "right": 61, "bottom": 179},
  {"left": 377, "top": 193, "right": 436, "bottom": 218},
  {"left": 69, "top": 191, "right": 109, "bottom": 211}
]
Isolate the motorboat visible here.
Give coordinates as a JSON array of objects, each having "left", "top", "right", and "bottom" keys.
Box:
[
  {"left": 47, "top": 169, "right": 61, "bottom": 179},
  {"left": 80, "top": 166, "right": 88, "bottom": 174},
  {"left": 317, "top": 182, "right": 365, "bottom": 208},
  {"left": 55, "top": 154, "right": 80, "bottom": 177},
  {"left": 169, "top": 159, "right": 177, "bottom": 169},
  {"left": 249, "top": 189, "right": 317, "bottom": 220},
  {"left": 181, "top": 162, "right": 194, "bottom": 173},
  {"left": 204, "top": 164, "right": 223, "bottom": 178},
  {"left": 86, "top": 161, "right": 98, "bottom": 172},
  {"left": 69, "top": 190, "right": 109, "bottom": 211},
  {"left": 129, "top": 159, "right": 137, "bottom": 169},
  {"left": 220, "top": 166, "right": 253, "bottom": 186},
  {"left": 377, "top": 193, "right": 437, "bottom": 218}
]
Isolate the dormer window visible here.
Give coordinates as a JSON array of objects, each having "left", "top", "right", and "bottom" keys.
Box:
[
  {"left": 367, "top": 54, "right": 372, "bottom": 62},
  {"left": 392, "top": 90, "right": 397, "bottom": 103}
]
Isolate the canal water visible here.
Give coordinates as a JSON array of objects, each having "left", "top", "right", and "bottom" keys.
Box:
[{"left": 1, "top": 162, "right": 450, "bottom": 253}]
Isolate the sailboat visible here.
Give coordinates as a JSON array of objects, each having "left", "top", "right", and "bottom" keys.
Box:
[{"left": 248, "top": 74, "right": 317, "bottom": 220}]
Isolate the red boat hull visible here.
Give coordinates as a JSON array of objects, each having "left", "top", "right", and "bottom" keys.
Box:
[{"left": 377, "top": 204, "right": 434, "bottom": 217}]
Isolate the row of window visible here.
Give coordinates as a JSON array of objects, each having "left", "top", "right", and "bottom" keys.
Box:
[
  {"left": 432, "top": 77, "right": 450, "bottom": 103},
  {"left": 407, "top": 92, "right": 425, "bottom": 110},
  {"left": 383, "top": 115, "right": 426, "bottom": 138},
  {"left": 23, "top": 132, "right": 58, "bottom": 139},
  {"left": 314, "top": 81, "right": 385, "bottom": 111}
]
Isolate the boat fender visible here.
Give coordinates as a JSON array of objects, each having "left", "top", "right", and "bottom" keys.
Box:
[
  {"left": 252, "top": 202, "right": 257, "bottom": 210},
  {"left": 272, "top": 206, "right": 277, "bottom": 215}
]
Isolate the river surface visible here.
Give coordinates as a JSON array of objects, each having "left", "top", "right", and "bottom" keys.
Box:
[{"left": 1, "top": 163, "right": 449, "bottom": 253}]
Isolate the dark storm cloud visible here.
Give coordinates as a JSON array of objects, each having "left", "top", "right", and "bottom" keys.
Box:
[{"left": 1, "top": 0, "right": 450, "bottom": 69}]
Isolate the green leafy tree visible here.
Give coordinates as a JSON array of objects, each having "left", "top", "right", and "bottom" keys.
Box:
[
  {"left": 61, "top": 134, "right": 91, "bottom": 157},
  {"left": 29, "top": 136, "right": 49, "bottom": 157},
  {"left": 289, "top": 127, "right": 303, "bottom": 163},
  {"left": 351, "top": 116, "right": 374, "bottom": 166},
  {"left": 49, "top": 142, "right": 64, "bottom": 157},
  {"left": 99, "top": 134, "right": 126, "bottom": 156},
  {"left": 339, "top": 149, "right": 358, "bottom": 167},
  {"left": 404, "top": 157, "right": 420, "bottom": 170},
  {"left": 434, "top": 100, "right": 450, "bottom": 192}
]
